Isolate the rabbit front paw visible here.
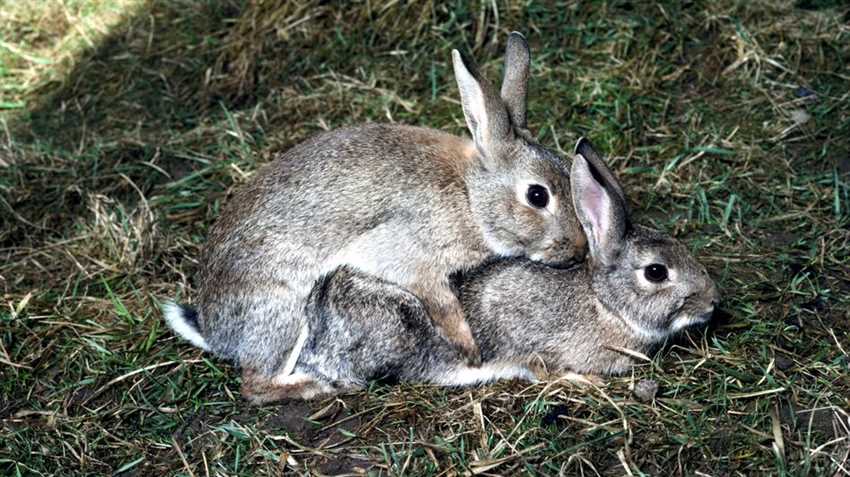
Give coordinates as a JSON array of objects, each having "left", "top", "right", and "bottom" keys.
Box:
[{"left": 435, "top": 302, "right": 482, "bottom": 367}]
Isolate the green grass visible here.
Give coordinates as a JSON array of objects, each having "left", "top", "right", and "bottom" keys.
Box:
[{"left": 1, "top": 0, "right": 849, "bottom": 475}]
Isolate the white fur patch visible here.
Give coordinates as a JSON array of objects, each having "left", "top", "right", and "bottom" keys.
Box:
[
  {"left": 321, "top": 223, "right": 419, "bottom": 282},
  {"left": 272, "top": 371, "right": 314, "bottom": 386},
  {"left": 481, "top": 228, "right": 524, "bottom": 257},
  {"left": 670, "top": 311, "right": 711, "bottom": 333},
  {"left": 162, "top": 302, "right": 210, "bottom": 351},
  {"left": 434, "top": 362, "right": 536, "bottom": 386},
  {"left": 281, "top": 323, "right": 309, "bottom": 376},
  {"left": 594, "top": 300, "right": 668, "bottom": 343}
]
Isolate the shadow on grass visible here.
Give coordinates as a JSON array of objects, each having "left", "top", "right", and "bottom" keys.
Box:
[
  {"left": 17, "top": 1, "right": 251, "bottom": 150},
  {"left": 12, "top": 0, "right": 491, "bottom": 149},
  {"left": 4, "top": 1, "right": 244, "bottom": 251},
  {"left": 3, "top": 1, "right": 493, "bottom": 249}
]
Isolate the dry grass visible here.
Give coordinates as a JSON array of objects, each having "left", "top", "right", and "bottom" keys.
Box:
[{"left": 1, "top": 0, "right": 849, "bottom": 475}]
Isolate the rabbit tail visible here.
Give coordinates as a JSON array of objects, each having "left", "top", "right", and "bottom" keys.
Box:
[{"left": 163, "top": 302, "right": 210, "bottom": 351}]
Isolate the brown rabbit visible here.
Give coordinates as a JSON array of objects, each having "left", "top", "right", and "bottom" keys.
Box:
[{"left": 164, "top": 33, "right": 589, "bottom": 403}]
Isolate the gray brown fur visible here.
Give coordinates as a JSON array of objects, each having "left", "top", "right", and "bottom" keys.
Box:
[
  {"left": 176, "top": 32, "right": 587, "bottom": 398},
  {"left": 253, "top": 141, "right": 721, "bottom": 401}
]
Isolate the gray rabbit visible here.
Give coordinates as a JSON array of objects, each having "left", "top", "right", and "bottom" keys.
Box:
[
  {"left": 166, "top": 140, "right": 719, "bottom": 402},
  {"left": 164, "top": 33, "right": 589, "bottom": 403}
]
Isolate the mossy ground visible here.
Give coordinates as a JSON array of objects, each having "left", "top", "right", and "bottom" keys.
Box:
[{"left": 1, "top": 1, "right": 848, "bottom": 475}]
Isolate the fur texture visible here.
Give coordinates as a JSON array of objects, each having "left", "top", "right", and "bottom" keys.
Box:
[
  {"left": 288, "top": 143, "right": 719, "bottom": 398},
  {"left": 166, "top": 140, "right": 720, "bottom": 401},
  {"left": 165, "top": 33, "right": 588, "bottom": 400}
]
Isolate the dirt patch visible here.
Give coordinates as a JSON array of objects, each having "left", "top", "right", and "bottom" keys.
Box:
[
  {"left": 174, "top": 407, "right": 210, "bottom": 442},
  {"left": 787, "top": 407, "right": 850, "bottom": 440},
  {"left": 264, "top": 399, "right": 318, "bottom": 442},
  {"left": 708, "top": 426, "right": 738, "bottom": 458},
  {"left": 261, "top": 396, "right": 384, "bottom": 472},
  {"left": 262, "top": 394, "right": 380, "bottom": 446},
  {"left": 316, "top": 455, "right": 373, "bottom": 475},
  {"left": 312, "top": 407, "right": 375, "bottom": 448}
]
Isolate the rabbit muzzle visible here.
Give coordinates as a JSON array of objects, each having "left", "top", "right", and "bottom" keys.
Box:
[
  {"left": 526, "top": 232, "right": 587, "bottom": 268},
  {"left": 670, "top": 284, "right": 720, "bottom": 333}
]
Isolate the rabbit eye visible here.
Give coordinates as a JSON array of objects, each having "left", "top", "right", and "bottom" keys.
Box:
[
  {"left": 644, "top": 264, "right": 668, "bottom": 283},
  {"left": 526, "top": 184, "right": 549, "bottom": 208}
]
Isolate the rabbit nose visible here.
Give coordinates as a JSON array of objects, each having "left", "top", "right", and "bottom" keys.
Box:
[
  {"left": 707, "top": 282, "right": 720, "bottom": 308},
  {"left": 708, "top": 278, "right": 720, "bottom": 305},
  {"left": 697, "top": 267, "right": 719, "bottom": 301}
]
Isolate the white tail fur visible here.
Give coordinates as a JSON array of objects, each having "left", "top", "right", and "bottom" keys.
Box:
[
  {"left": 162, "top": 302, "right": 210, "bottom": 351},
  {"left": 433, "top": 362, "right": 536, "bottom": 387}
]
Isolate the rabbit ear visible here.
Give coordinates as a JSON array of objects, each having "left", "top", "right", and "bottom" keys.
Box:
[
  {"left": 500, "top": 32, "right": 530, "bottom": 130},
  {"left": 570, "top": 153, "right": 629, "bottom": 266},
  {"left": 574, "top": 137, "right": 628, "bottom": 212},
  {"left": 452, "top": 49, "right": 513, "bottom": 167}
]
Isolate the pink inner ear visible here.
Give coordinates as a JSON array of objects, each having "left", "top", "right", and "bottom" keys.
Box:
[{"left": 584, "top": 179, "right": 610, "bottom": 247}]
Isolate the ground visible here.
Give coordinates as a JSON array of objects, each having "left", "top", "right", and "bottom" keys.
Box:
[{"left": 1, "top": 0, "right": 849, "bottom": 475}]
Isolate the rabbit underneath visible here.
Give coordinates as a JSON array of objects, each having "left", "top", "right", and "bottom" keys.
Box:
[
  {"left": 180, "top": 140, "right": 718, "bottom": 400},
  {"left": 163, "top": 33, "right": 590, "bottom": 404}
]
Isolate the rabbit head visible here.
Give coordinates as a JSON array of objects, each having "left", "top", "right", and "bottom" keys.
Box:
[
  {"left": 455, "top": 33, "right": 586, "bottom": 267},
  {"left": 570, "top": 143, "right": 721, "bottom": 343}
]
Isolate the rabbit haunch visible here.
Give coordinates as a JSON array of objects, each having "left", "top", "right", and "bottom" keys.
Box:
[
  {"left": 167, "top": 144, "right": 719, "bottom": 403},
  {"left": 163, "top": 32, "right": 589, "bottom": 402}
]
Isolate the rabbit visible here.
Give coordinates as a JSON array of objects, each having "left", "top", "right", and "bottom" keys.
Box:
[
  {"left": 163, "top": 32, "right": 592, "bottom": 404},
  {"left": 174, "top": 139, "right": 718, "bottom": 401}
]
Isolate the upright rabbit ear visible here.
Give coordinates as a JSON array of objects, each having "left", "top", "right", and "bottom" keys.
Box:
[
  {"left": 570, "top": 153, "right": 629, "bottom": 266},
  {"left": 500, "top": 32, "right": 530, "bottom": 131},
  {"left": 574, "top": 137, "right": 628, "bottom": 213},
  {"left": 452, "top": 49, "right": 513, "bottom": 168}
]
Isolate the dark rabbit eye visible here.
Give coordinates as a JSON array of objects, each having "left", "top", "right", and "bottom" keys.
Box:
[
  {"left": 526, "top": 184, "right": 549, "bottom": 208},
  {"left": 644, "top": 264, "right": 668, "bottom": 283}
]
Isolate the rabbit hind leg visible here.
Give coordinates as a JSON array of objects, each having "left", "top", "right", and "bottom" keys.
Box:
[{"left": 240, "top": 368, "right": 335, "bottom": 404}]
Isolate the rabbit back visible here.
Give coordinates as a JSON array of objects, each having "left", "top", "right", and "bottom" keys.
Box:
[
  {"left": 202, "top": 123, "right": 490, "bottom": 285},
  {"left": 195, "top": 124, "right": 492, "bottom": 374}
]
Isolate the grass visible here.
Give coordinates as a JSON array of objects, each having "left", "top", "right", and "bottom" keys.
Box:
[{"left": 1, "top": 0, "right": 849, "bottom": 475}]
